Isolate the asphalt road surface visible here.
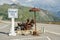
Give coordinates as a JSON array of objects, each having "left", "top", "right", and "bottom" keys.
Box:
[{"left": 0, "top": 22, "right": 60, "bottom": 40}]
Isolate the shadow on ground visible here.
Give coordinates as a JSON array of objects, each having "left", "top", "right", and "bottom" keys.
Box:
[{"left": 0, "top": 32, "right": 9, "bottom": 35}]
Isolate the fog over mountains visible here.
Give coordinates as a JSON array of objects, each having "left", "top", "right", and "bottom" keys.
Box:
[{"left": 0, "top": 0, "right": 60, "bottom": 17}]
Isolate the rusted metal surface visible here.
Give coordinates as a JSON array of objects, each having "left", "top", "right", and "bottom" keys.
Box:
[{"left": 29, "top": 7, "right": 40, "bottom": 35}]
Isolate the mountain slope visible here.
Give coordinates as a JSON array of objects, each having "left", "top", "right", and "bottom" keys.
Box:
[{"left": 0, "top": 4, "right": 60, "bottom": 22}]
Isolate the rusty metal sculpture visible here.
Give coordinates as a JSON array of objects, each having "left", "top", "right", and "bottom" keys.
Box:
[
  {"left": 15, "top": 19, "right": 35, "bottom": 31},
  {"left": 29, "top": 7, "right": 40, "bottom": 35}
]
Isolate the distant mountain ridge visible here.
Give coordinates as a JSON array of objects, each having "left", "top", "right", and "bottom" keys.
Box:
[{"left": 0, "top": 4, "right": 60, "bottom": 22}]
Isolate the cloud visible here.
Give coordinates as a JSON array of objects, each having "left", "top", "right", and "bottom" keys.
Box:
[
  {"left": 26, "top": 0, "right": 33, "bottom": 2},
  {"left": 0, "top": 0, "right": 13, "bottom": 5},
  {"left": 12, "top": 0, "right": 16, "bottom": 2},
  {"left": 0, "top": 0, "right": 60, "bottom": 12}
]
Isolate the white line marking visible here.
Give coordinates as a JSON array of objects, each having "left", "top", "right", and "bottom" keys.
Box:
[
  {"left": 45, "top": 30, "right": 60, "bottom": 35},
  {"left": 46, "top": 36, "right": 51, "bottom": 40}
]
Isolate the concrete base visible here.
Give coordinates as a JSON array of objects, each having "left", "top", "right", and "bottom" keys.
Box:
[{"left": 9, "top": 33, "right": 16, "bottom": 36}]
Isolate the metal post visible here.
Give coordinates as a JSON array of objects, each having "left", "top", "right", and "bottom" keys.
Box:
[
  {"left": 41, "top": 26, "right": 45, "bottom": 35},
  {"left": 42, "top": 27, "right": 44, "bottom": 34},
  {"left": 9, "top": 18, "right": 16, "bottom": 36},
  {"left": 34, "top": 11, "right": 37, "bottom": 31}
]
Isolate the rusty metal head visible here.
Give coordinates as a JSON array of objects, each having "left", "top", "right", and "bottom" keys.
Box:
[{"left": 29, "top": 7, "right": 40, "bottom": 12}]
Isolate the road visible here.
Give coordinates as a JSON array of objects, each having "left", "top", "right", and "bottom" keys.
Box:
[
  {"left": 36, "top": 23, "right": 60, "bottom": 40},
  {"left": 0, "top": 22, "right": 60, "bottom": 40}
]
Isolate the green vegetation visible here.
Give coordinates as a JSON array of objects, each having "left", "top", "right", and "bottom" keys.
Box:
[{"left": 0, "top": 4, "right": 60, "bottom": 24}]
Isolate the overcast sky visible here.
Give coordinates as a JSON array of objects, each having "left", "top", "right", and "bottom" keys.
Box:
[{"left": 0, "top": 0, "right": 60, "bottom": 12}]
